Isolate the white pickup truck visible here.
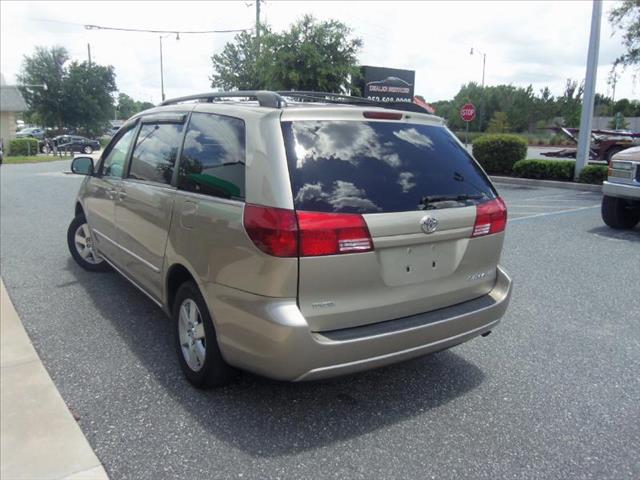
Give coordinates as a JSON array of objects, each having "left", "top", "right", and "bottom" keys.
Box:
[{"left": 601, "top": 146, "right": 640, "bottom": 229}]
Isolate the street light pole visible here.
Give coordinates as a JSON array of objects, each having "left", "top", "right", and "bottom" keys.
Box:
[
  {"left": 159, "top": 35, "right": 165, "bottom": 102},
  {"left": 470, "top": 47, "right": 487, "bottom": 131},
  {"left": 159, "top": 33, "right": 179, "bottom": 103},
  {"left": 575, "top": 0, "right": 602, "bottom": 180},
  {"left": 470, "top": 47, "right": 486, "bottom": 88}
]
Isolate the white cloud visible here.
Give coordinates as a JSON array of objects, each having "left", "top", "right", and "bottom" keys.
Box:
[{"left": 0, "top": 0, "right": 636, "bottom": 105}]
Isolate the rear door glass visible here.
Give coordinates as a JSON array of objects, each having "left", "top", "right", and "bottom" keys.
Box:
[
  {"left": 282, "top": 120, "right": 496, "bottom": 213},
  {"left": 177, "top": 112, "right": 246, "bottom": 199}
]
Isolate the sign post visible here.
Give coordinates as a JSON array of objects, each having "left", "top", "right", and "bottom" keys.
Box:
[{"left": 460, "top": 103, "right": 476, "bottom": 147}]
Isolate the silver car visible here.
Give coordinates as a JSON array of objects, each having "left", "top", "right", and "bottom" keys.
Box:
[
  {"left": 67, "top": 91, "right": 512, "bottom": 388},
  {"left": 601, "top": 146, "right": 640, "bottom": 229}
]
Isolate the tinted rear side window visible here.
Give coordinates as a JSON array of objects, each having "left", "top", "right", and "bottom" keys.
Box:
[
  {"left": 129, "top": 123, "right": 183, "bottom": 185},
  {"left": 177, "top": 112, "right": 246, "bottom": 200},
  {"left": 282, "top": 121, "right": 496, "bottom": 213}
]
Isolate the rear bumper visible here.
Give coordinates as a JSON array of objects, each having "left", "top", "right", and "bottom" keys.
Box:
[
  {"left": 603, "top": 181, "right": 640, "bottom": 201},
  {"left": 209, "top": 266, "right": 512, "bottom": 381}
]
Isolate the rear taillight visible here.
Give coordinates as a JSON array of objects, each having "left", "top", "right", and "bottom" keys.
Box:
[
  {"left": 243, "top": 204, "right": 298, "bottom": 257},
  {"left": 297, "top": 211, "right": 373, "bottom": 256},
  {"left": 472, "top": 197, "right": 507, "bottom": 237},
  {"left": 243, "top": 205, "right": 374, "bottom": 257}
]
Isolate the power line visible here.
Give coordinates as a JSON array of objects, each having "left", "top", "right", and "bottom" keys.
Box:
[
  {"left": 84, "top": 24, "right": 251, "bottom": 34},
  {"left": 29, "top": 17, "right": 252, "bottom": 35}
]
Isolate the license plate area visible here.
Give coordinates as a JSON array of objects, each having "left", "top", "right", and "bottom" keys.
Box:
[{"left": 378, "top": 240, "right": 462, "bottom": 287}]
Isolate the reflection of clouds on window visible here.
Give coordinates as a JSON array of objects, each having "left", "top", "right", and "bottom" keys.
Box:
[
  {"left": 393, "top": 127, "right": 434, "bottom": 149},
  {"left": 329, "top": 181, "right": 381, "bottom": 212},
  {"left": 398, "top": 172, "right": 416, "bottom": 193},
  {"left": 295, "top": 182, "right": 328, "bottom": 203},
  {"left": 292, "top": 121, "right": 400, "bottom": 168},
  {"left": 294, "top": 180, "right": 381, "bottom": 212},
  {"left": 182, "top": 117, "right": 244, "bottom": 166}
]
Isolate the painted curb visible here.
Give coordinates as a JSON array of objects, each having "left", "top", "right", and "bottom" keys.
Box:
[{"left": 490, "top": 176, "right": 602, "bottom": 192}]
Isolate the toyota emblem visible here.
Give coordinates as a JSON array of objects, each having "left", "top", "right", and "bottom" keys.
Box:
[{"left": 420, "top": 215, "right": 438, "bottom": 234}]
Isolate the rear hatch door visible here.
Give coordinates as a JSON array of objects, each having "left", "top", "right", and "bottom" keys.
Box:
[{"left": 281, "top": 112, "right": 505, "bottom": 331}]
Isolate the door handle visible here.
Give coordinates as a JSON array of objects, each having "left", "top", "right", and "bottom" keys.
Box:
[{"left": 117, "top": 191, "right": 127, "bottom": 200}]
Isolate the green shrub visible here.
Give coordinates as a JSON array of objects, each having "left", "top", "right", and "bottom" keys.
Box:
[
  {"left": 9, "top": 138, "right": 39, "bottom": 156},
  {"left": 578, "top": 165, "right": 608, "bottom": 184},
  {"left": 513, "top": 159, "right": 575, "bottom": 181},
  {"left": 472, "top": 134, "right": 527, "bottom": 174}
]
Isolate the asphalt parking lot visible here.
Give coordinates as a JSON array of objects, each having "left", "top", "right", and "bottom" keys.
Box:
[{"left": 1, "top": 159, "right": 638, "bottom": 480}]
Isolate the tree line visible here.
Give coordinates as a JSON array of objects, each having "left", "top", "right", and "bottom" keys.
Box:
[{"left": 431, "top": 80, "right": 640, "bottom": 134}]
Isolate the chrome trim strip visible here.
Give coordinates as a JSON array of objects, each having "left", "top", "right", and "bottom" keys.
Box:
[
  {"left": 100, "top": 255, "right": 163, "bottom": 308},
  {"left": 176, "top": 190, "right": 245, "bottom": 207},
  {"left": 92, "top": 228, "right": 162, "bottom": 273}
]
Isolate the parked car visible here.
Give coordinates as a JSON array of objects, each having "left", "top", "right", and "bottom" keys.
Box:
[
  {"left": 542, "top": 127, "right": 640, "bottom": 163},
  {"left": 16, "top": 127, "right": 45, "bottom": 140},
  {"left": 67, "top": 91, "right": 512, "bottom": 388},
  {"left": 601, "top": 146, "right": 640, "bottom": 229},
  {"left": 44, "top": 135, "right": 100, "bottom": 154}
]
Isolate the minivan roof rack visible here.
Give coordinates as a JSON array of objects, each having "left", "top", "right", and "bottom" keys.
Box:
[
  {"left": 161, "top": 90, "right": 432, "bottom": 114},
  {"left": 161, "top": 91, "right": 286, "bottom": 108}
]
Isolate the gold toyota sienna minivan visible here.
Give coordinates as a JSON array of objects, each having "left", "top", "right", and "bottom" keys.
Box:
[{"left": 67, "top": 91, "right": 512, "bottom": 388}]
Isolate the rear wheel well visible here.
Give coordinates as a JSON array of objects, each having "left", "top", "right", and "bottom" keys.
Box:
[
  {"left": 75, "top": 202, "right": 84, "bottom": 217},
  {"left": 166, "top": 264, "right": 196, "bottom": 313}
]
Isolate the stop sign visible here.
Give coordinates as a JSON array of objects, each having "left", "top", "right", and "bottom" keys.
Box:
[{"left": 460, "top": 103, "right": 476, "bottom": 122}]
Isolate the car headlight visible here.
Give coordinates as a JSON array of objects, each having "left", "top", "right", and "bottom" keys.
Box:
[{"left": 611, "top": 161, "right": 632, "bottom": 171}]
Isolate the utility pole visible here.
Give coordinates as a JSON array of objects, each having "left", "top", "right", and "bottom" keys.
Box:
[
  {"left": 160, "top": 35, "right": 165, "bottom": 102},
  {"left": 87, "top": 43, "right": 92, "bottom": 67},
  {"left": 575, "top": 0, "right": 602, "bottom": 180},
  {"left": 255, "top": 0, "right": 261, "bottom": 55}
]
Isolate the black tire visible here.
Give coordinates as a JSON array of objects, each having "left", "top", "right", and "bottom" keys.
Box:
[
  {"left": 173, "top": 281, "right": 237, "bottom": 388},
  {"left": 67, "top": 214, "right": 111, "bottom": 272},
  {"left": 83, "top": 145, "right": 93, "bottom": 154},
  {"left": 601, "top": 196, "right": 640, "bottom": 229}
]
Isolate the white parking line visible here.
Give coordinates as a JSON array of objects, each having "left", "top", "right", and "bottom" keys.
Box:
[
  {"left": 508, "top": 204, "right": 584, "bottom": 209},
  {"left": 507, "top": 191, "right": 598, "bottom": 202},
  {"left": 508, "top": 204, "right": 600, "bottom": 222}
]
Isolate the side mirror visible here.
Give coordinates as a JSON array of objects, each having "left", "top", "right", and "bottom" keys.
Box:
[{"left": 71, "top": 156, "right": 94, "bottom": 175}]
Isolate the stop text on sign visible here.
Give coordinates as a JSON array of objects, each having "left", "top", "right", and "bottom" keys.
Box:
[{"left": 460, "top": 103, "right": 476, "bottom": 122}]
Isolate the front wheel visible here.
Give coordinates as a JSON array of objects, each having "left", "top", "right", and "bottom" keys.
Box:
[
  {"left": 67, "top": 214, "right": 110, "bottom": 271},
  {"left": 83, "top": 145, "right": 93, "bottom": 154},
  {"left": 601, "top": 196, "right": 640, "bottom": 229},
  {"left": 174, "top": 281, "right": 237, "bottom": 388}
]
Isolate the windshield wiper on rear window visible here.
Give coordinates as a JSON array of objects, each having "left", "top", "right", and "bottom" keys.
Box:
[{"left": 419, "top": 194, "right": 485, "bottom": 210}]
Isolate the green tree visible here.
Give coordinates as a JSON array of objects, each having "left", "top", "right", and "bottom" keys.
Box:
[
  {"left": 16, "top": 46, "right": 68, "bottom": 128},
  {"left": 115, "top": 93, "right": 154, "bottom": 119},
  {"left": 608, "top": 0, "right": 640, "bottom": 73},
  {"left": 210, "top": 30, "right": 264, "bottom": 90},
  {"left": 17, "top": 46, "right": 117, "bottom": 135},
  {"left": 62, "top": 61, "right": 117, "bottom": 136},
  {"left": 211, "top": 15, "right": 362, "bottom": 93},
  {"left": 486, "top": 111, "right": 510, "bottom": 133}
]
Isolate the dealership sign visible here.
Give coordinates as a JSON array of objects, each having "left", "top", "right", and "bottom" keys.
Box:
[{"left": 360, "top": 66, "right": 415, "bottom": 103}]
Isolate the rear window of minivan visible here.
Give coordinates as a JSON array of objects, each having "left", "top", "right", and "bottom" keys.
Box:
[{"left": 282, "top": 120, "right": 496, "bottom": 214}]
